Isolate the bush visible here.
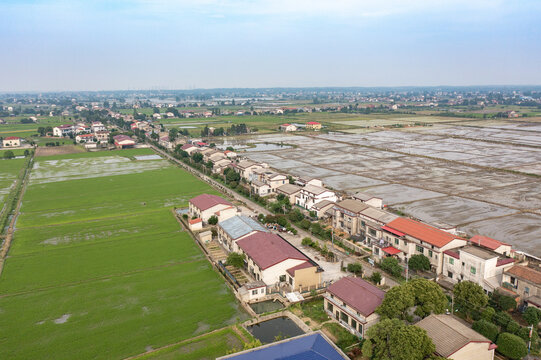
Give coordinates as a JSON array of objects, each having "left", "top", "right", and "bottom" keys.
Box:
[
  {"left": 496, "top": 333, "right": 528, "bottom": 360},
  {"left": 347, "top": 263, "right": 363, "bottom": 275},
  {"left": 480, "top": 306, "right": 496, "bottom": 322},
  {"left": 523, "top": 306, "right": 541, "bottom": 326},
  {"left": 226, "top": 252, "right": 245, "bottom": 268},
  {"left": 381, "top": 257, "right": 402, "bottom": 277},
  {"left": 182, "top": 214, "right": 188, "bottom": 219},
  {"left": 496, "top": 293, "right": 517, "bottom": 311},
  {"left": 494, "top": 311, "right": 513, "bottom": 328},
  {"left": 370, "top": 272, "right": 382, "bottom": 285},
  {"left": 302, "top": 237, "right": 314, "bottom": 246},
  {"left": 207, "top": 215, "right": 218, "bottom": 225},
  {"left": 300, "top": 219, "right": 311, "bottom": 230},
  {"left": 472, "top": 319, "right": 499, "bottom": 342},
  {"left": 506, "top": 320, "right": 520, "bottom": 334},
  {"left": 408, "top": 254, "right": 431, "bottom": 271}
]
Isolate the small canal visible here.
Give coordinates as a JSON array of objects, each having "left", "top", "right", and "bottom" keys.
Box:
[{"left": 246, "top": 316, "right": 305, "bottom": 344}]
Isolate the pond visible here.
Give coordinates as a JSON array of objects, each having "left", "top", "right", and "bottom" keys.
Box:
[
  {"left": 244, "top": 143, "right": 292, "bottom": 152},
  {"left": 246, "top": 316, "right": 305, "bottom": 344},
  {"left": 248, "top": 300, "right": 285, "bottom": 314}
]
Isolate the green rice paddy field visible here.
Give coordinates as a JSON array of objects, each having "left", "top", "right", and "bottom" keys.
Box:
[{"left": 0, "top": 148, "right": 247, "bottom": 359}]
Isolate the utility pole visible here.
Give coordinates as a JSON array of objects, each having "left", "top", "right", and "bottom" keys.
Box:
[{"left": 528, "top": 324, "right": 533, "bottom": 353}]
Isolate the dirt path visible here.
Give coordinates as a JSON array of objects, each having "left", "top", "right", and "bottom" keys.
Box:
[{"left": 0, "top": 155, "right": 33, "bottom": 277}]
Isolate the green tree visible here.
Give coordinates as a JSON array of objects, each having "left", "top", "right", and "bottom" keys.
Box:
[
  {"left": 494, "top": 293, "right": 517, "bottom": 311},
  {"left": 506, "top": 320, "right": 520, "bottom": 334},
  {"left": 207, "top": 215, "right": 218, "bottom": 225},
  {"left": 408, "top": 254, "right": 431, "bottom": 271},
  {"left": 288, "top": 209, "right": 304, "bottom": 222},
  {"left": 480, "top": 306, "right": 496, "bottom": 322},
  {"left": 299, "top": 219, "right": 311, "bottom": 230},
  {"left": 365, "top": 318, "right": 435, "bottom": 360},
  {"left": 226, "top": 252, "right": 245, "bottom": 268},
  {"left": 347, "top": 263, "right": 363, "bottom": 275},
  {"left": 453, "top": 281, "right": 488, "bottom": 316},
  {"left": 523, "top": 306, "right": 541, "bottom": 326},
  {"left": 376, "top": 284, "right": 414, "bottom": 320},
  {"left": 381, "top": 257, "right": 402, "bottom": 277},
  {"left": 169, "top": 128, "right": 179, "bottom": 141},
  {"left": 496, "top": 333, "right": 528, "bottom": 360},
  {"left": 191, "top": 152, "right": 203, "bottom": 163},
  {"left": 472, "top": 319, "right": 499, "bottom": 342},
  {"left": 406, "top": 278, "right": 448, "bottom": 318},
  {"left": 3, "top": 150, "right": 15, "bottom": 159},
  {"left": 371, "top": 271, "right": 382, "bottom": 285}
]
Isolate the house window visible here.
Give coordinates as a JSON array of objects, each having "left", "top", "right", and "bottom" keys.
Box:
[
  {"left": 374, "top": 248, "right": 379, "bottom": 255},
  {"left": 279, "top": 275, "right": 286, "bottom": 282},
  {"left": 428, "top": 250, "right": 433, "bottom": 258},
  {"left": 395, "top": 238, "right": 399, "bottom": 245},
  {"left": 470, "top": 266, "right": 476, "bottom": 275},
  {"left": 525, "top": 287, "right": 530, "bottom": 295},
  {"left": 252, "top": 290, "right": 258, "bottom": 295},
  {"left": 449, "top": 258, "right": 454, "bottom": 265},
  {"left": 361, "top": 221, "right": 366, "bottom": 227},
  {"left": 340, "top": 312, "right": 348, "bottom": 323},
  {"left": 358, "top": 324, "right": 363, "bottom": 336},
  {"left": 289, "top": 276, "right": 293, "bottom": 285},
  {"left": 448, "top": 271, "right": 453, "bottom": 278},
  {"left": 351, "top": 319, "right": 357, "bottom": 331},
  {"left": 369, "top": 228, "right": 376, "bottom": 237},
  {"left": 327, "top": 302, "right": 333, "bottom": 312},
  {"left": 416, "top": 245, "right": 424, "bottom": 254},
  {"left": 510, "top": 276, "right": 516, "bottom": 285}
]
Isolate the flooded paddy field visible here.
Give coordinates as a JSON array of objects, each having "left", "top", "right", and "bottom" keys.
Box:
[{"left": 227, "top": 120, "right": 541, "bottom": 255}]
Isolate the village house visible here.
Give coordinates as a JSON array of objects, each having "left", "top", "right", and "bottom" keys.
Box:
[
  {"left": 75, "top": 134, "right": 95, "bottom": 143},
  {"left": 200, "top": 147, "right": 218, "bottom": 161},
  {"left": 208, "top": 152, "right": 227, "bottom": 163},
  {"left": 377, "top": 217, "right": 468, "bottom": 274},
  {"left": 250, "top": 179, "right": 272, "bottom": 197},
  {"left": 357, "top": 206, "right": 398, "bottom": 245},
  {"left": 224, "top": 150, "right": 237, "bottom": 159},
  {"left": 333, "top": 199, "right": 369, "bottom": 237},
  {"left": 230, "top": 160, "right": 265, "bottom": 181},
  {"left": 250, "top": 169, "right": 288, "bottom": 196},
  {"left": 236, "top": 232, "right": 321, "bottom": 291},
  {"left": 94, "top": 130, "right": 109, "bottom": 143},
  {"left": 502, "top": 265, "right": 541, "bottom": 308},
  {"left": 276, "top": 183, "right": 302, "bottom": 204},
  {"left": 237, "top": 281, "right": 267, "bottom": 302},
  {"left": 91, "top": 121, "right": 106, "bottom": 133},
  {"left": 296, "top": 184, "right": 337, "bottom": 211},
  {"left": 188, "top": 218, "right": 203, "bottom": 231},
  {"left": 442, "top": 245, "right": 515, "bottom": 294},
  {"left": 188, "top": 194, "right": 237, "bottom": 223},
  {"left": 212, "top": 158, "right": 231, "bottom": 174},
  {"left": 311, "top": 200, "right": 335, "bottom": 218},
  {"left": 181, "top": 143, "right": 198, "bottom": 155},
  {"left": 324, "top": 277, "right": 385, "bottom": 338},
  {"left": 353, "top": 192, "right": 383, "bottom": 209},
  {"left": 305, "top": 121, "right": 322, "bottom": 130},
  {"left": 294, "top": 177, "right": 323, "bottom": 187},
  {"left": 74, "top": 124, "right": 91, "bottom": 134},
  {"left": 279, "top": 123, "right": 297, "bottom": 132},
  {"left": 468, "top": 235, "right": 512, "bottom": 257},
  {"left": 113, "top": 135, "right": 135, "bottom": 149},
  {"left": 417, "top": 314, "right": 496, "bottom": 360},
  {"left": 217, "top": 215, "right": 268, "bottom": 253},
  {"left": 53, "top": 124, "right": 74, "bottom": 137},
  {"left": 2, "top": 136, "right": 21, "bottom": 148}
]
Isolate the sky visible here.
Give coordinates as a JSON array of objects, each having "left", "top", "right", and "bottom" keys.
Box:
[{"left": 1, "top": 0, "right": 541, "bottom": 91}]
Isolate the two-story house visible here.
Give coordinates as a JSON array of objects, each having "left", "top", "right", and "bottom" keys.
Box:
[
  {"left": 324, "top": 277, "right": 384, "bottom": 338},
  {"left": 502, "top": 265, "right": 541, "bottom": 308},
  {"left": 188, "top": 194, "right": 237, "bottom": 223},
  {"left": 332, "top": 199, "right": 369, "bottom": 237},
  {"left": 376, "top": 217, "right": 468, "bottom": 274},
  {"left": 296, "top": 184, "right": 337, "bottom": 210},
  {"left": 217, "top": 215, "right": 268, "bottom": 253},
  {"left": 442, "top": 245, "right": 515, "bottom": 294},
  {"left": 231, "top": 160, "right": 265, "bottom": 181}
]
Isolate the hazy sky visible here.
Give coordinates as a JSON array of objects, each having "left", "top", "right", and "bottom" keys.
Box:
[{"left": 1, "top": 0, "right": 541, "bottom": 91}]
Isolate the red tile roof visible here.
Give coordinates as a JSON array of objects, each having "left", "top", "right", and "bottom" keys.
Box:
[
  {"left": 468, "top": 235, "right": 510, "bottom": 250},
  {"left": 236, "top": 232, "right": 309, "bottom": 270},
  {"left": 189, "top": 218, "right": 202, "bottom": 224},
  {"left": 444, "top": 250, "right": 460, "bottom": 259},
  {"left": 286, "top": 261, "right": 314, "bottom": 276},
  {"left": 189, "top": 194, "right": 232, "bottom": 211},
  {"left": 506, "top": 265, "right": 541, "bottom": 285},
  {"left": 113, "top": 135, "right": 133, "bottom": 142},
  {"left": 496, "top": 258, "right": 515, "bottom": 267},
  {"left": 327, "top": 277, "right": 385, "bottom": 316},
  {"left": 381, "top": 225, "right": 405, "bottom": 237},
  {"left": 382, "top": 246, "right": 401, "bottom": 255},
  {"left": 306, "top": 121, "right": 321, "bottom": 125},
  {"left": 4, "top": 136, "right": 20, "bottom": 140},
  {"left": 281, "top": 123, "right": 291, "bottom": 126},
  {"left": 181, "top": 144, "right": 195, "bottom": 150},
  {"left": 386, "top": 217, "right": 460, "bottom": 248}
]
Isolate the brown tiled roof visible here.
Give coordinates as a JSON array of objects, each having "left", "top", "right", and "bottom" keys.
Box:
[
  {"left": 189, "top": 194, "right": 232, "bottom": 211},
  {"left": 276, "top": 183, "right": 301, "bottom": 195},
  {"left": 417, "top": 315, "right": 493, "bottom": 358},
  {"left": 334, "top": 199, "right": 368, "bottom": 214},
  {"left": 237, "top": 232, "right": 309, "bottom": 270},
  {"left": 386, "top": 217, "right": 460, "bottom": 248},
  {"left": 327, "top": 277, "right": 384, "bottom": 316},
  {"left": 506, "top": 265, "right": 541, "bottom": 285}
]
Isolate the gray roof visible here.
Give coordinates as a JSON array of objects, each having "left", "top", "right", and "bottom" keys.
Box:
[
  {"left": 302, "top": 184, "right": 329, "bottom": 195},
  {"left": 312, "top": 200, "right": 335, "bottom": 210},
  {"left": 360, "top": 207, "right": 398, "bottom": 223},
  {"left": 277, "top": 183, "right": 302, "bottom": 195},
  {"left": 335, "top": 199, "right": 368, "bottom": 214},
  {"left": 461, "top": 245, "right": 499, "bottom": 260},
  {"left": 353, "top": 192, "right": 380, "bottom": 201},
  {"left": 219, "top": 215, "right": 267, "bottom": 240},
  {"left": 417, "top": 315, "right": 492, "bottom": 358}
]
